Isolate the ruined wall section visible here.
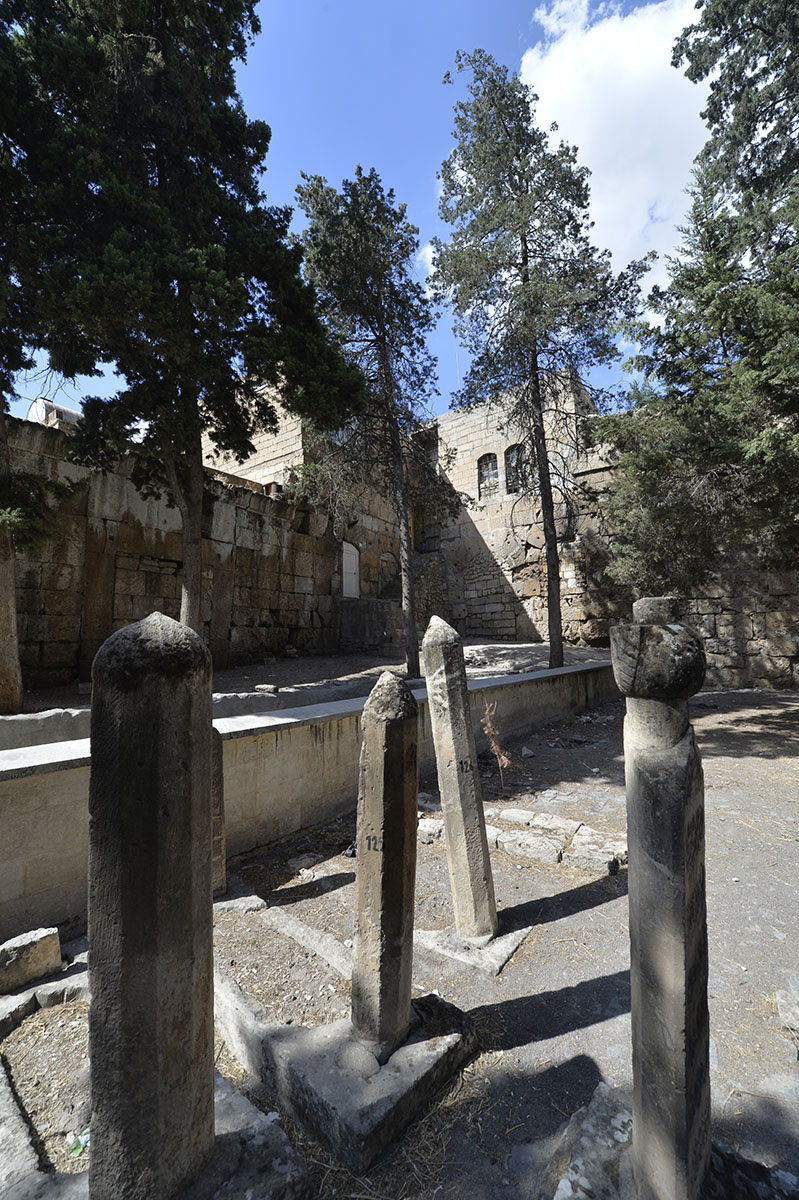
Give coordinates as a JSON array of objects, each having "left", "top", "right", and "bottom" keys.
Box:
[{"left": 9, "top": 418, "right": 355, "bottom": 685}]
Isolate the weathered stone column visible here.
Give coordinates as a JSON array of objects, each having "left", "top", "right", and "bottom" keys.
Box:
[
  {"left": 88, "top": 612, "right": 215, "bottom": 1199},
  {"left": 421, "top": 616, "right": 498, "bottom": 946},
  {"left": 351, "top": 672, "right": 418, "bottom": 1064},
  {"left": 611, "top": 597, "right": 711, "bottom": 1200}
]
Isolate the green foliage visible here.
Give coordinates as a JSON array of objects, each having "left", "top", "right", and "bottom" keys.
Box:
[
  {"left": 0, "top": 470, "right": 80, "bottom": 549},
  {"left": 673, "top": 0, "right": 799, "bottom": 206},
  {"left": 601, "top": 3, "right": 799, "bottom": 594},
  {"left": 433, "top": 50, "right": 649, "bottom": 663},
  {"left": 294, "top": 166, "right": 441, "bottom": 675},
  {"left": 294, "top": 166, "right": 443, "bottom": 519},
  {"left": 5, "top": 0, "right": 363, "bottom": 502},
  {"left": 296, "top": 166, "right": 437, "bottom": 434}
]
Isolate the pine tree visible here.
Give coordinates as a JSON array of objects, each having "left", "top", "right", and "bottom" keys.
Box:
[
  {"left": 294, "top": 167, "right": 440, "bottom": 679},
  {"left": 601, "top": 4, "right": 799, "bottom": 592},
  {"left": 433, "top": 50, "right": 648, "bottom": 666}
]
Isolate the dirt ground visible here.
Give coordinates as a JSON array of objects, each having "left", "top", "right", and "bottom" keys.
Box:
[{"left": 3, "top": 657, "right": 798, "bottom": 1198}]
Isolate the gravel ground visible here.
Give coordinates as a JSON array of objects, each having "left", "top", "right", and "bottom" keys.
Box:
[{"left": 1, "top": 685, "right": 797, "bottom": 1198}]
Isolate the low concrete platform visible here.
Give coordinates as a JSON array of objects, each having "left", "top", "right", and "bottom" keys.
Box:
[
  {"left": 266, "top": 995, "right": 475, "bottom": 1174},
  {"left": 414, "top": 924, "right": 530, "bottom": 975},
  {"left": 212, "top": 963, "right": 475, "bottom": 1174}
]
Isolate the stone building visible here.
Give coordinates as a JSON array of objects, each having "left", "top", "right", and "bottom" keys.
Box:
[{"left": 10, "top": 383, "right": 799, "bottom": 690}]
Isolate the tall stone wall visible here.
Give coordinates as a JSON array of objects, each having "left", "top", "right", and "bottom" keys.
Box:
[
  {"left": 426, "top": 401, "right": 627, "bottom": 645},
  {"left": 201, "top": 398, "right": 306, "bottom": 488},
  {"left": 9, "top": 418, "right": 396, "bottom": 686},
  {"left": 683, "top": 567, "right": 799, "bottom": 689}
]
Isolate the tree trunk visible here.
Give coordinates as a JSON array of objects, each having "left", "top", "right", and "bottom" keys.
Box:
[
  {"left": 528, "top": 365, "right": 564, "bottom": 669},
  {"left": 0, "top": 406, "right": 24, "bottom": 713},
  {"left": 166, "top": 437, "right": 204, "bottom": 635},
  {"left": 387, "top": 410, "right": 421, "bottom": 679}
]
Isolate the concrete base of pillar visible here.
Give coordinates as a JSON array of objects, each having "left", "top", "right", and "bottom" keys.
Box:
[
  {"left": 212, "top": 965, "right": 475, "bottom": 1175},
  {"left": 266, "top": 995, "right": 475, "bottom": 1174},
  {"left": 414, "top": 923, "right": 530, "bottom": 975}
]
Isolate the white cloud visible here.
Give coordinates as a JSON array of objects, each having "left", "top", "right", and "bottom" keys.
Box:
[
  {"left": 416, "top": 242, "right": 435, "bottom": 277},
  {"left": 521, "top": 0, "right": 710, "bottom": 289}
]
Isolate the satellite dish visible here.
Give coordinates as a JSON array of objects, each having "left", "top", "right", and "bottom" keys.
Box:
[{"left": 26, "top": 396, "right": 48, "bottom": 424}]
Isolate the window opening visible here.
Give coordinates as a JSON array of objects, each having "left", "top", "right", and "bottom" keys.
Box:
[
  {"left": 477, "top": 453, "right": 499, "bottom": 500},
  {"left": 505, "top": 443, "right": 528, "bottom": 494}
]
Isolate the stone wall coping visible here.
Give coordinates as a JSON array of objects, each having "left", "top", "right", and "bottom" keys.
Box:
[
  {"left": 0, "top": 661, "right": 612, "bottom": 776},
  {"left": 0, "top": 737, "right": 91, "bottom": 780}
]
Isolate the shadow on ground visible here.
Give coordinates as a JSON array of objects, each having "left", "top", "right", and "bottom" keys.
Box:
[{"left": 691, "top": 691, "right": 799, "bottom": 761}]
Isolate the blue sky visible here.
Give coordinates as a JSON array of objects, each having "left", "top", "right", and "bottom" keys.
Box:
[{"left": 9, "top": 0, "right": 710, "bottom": 421}]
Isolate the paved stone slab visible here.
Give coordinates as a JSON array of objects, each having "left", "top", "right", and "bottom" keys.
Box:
[
  {"left": 0, "top": 962, "right": 89, "bottom": 1040},
  {"left": 414, "top": 925, "right": 530, "bottom": 976},
  {"left": 497, "top": 809, "right": 582, "bottom": 839},
  {"left": 0, "top": 928, "right": 61, "bottom": 995},
  {"left": 418, "top": 817, "right": 443, "bottom": 841},
  {"left": 550, "top": 1082, "right": 634, "bottom": 1199},
  {"left": 213, "top": 873, "right": 268, "bottom": 914},
  {"left": 6, "top": 1173, "right": 88, "bottom": 1198},
  {"left": 213, "top": 962, "right": 277, "bottom": 1083},
  {"left": 266, "top": 995, "right": 475, "bottom": 1174},
  {"left": 0, "top": 990, "right": 38, "bottom": 1039},
  {"left": 497, "top": 828, "right": 564, "bottom": 863},
  {"left": 35, "top": 964, "right": 90, "bottom": 1009},
  {"left": 777, "top": 984, "right": 799, "bottom": 1034},
  {"left": 562, "top": 826, "right": 627, "bottom": 874},
  {"left": 179, "top": 1072, "right": 311, "bottom": 1199},
  {"left": 483, "top": 823, "right": 501, "bottom": 848}
]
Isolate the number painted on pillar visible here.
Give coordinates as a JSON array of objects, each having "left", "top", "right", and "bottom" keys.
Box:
[
  {"left": 458, "top": 759, "right": 473, "bottom": 774},
  {"left": 365, "top": 835, "right": 384, "bottom": 852}
]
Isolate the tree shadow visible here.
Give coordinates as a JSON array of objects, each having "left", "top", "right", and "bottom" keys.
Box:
[
  {"left": 691, "top": 690, "right": 799, "bottom": 762},
  {"left": 711, "top": 1090, "right": 799, "bottom": 1187}
]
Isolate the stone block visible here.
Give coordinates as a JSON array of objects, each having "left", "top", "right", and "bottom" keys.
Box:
[
  {"left": 563, "top": 825, "right": 627, "bottom": 875},
  {"left": 40, "top": 641, "right": 79, "bottom": 671},
  {"left": 497, "top": 829, "right": 563, "bottom": 863},
  {"left": 42, "top": 588, "right": 82, "bottom": 617},
  {"left": 0, "top": 927, "right": 61, "bottom": 994}
]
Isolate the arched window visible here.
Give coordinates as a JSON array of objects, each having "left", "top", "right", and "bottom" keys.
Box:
[
  {"left": 342, "top": 541, "right": 360, "bottom": 598},
  {"left": 504, "top": 443, "right": 527, "bottom": 494},
  {"left": 477, "top": 453, "right": 499, "bottom": 500}
]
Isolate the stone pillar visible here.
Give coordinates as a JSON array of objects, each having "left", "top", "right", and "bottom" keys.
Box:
[
  {"left": 610, "top": 597, "right": 711, "bottom": 1200},
  {"left": 351, "top": 672, "right": 418, "bottom": 1065},
  {"left": 421, "top": 616, "right": 498, "bottom": 946},
  {"left": 88, "top": 612, "right": 215, "bottom": 1199}
]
